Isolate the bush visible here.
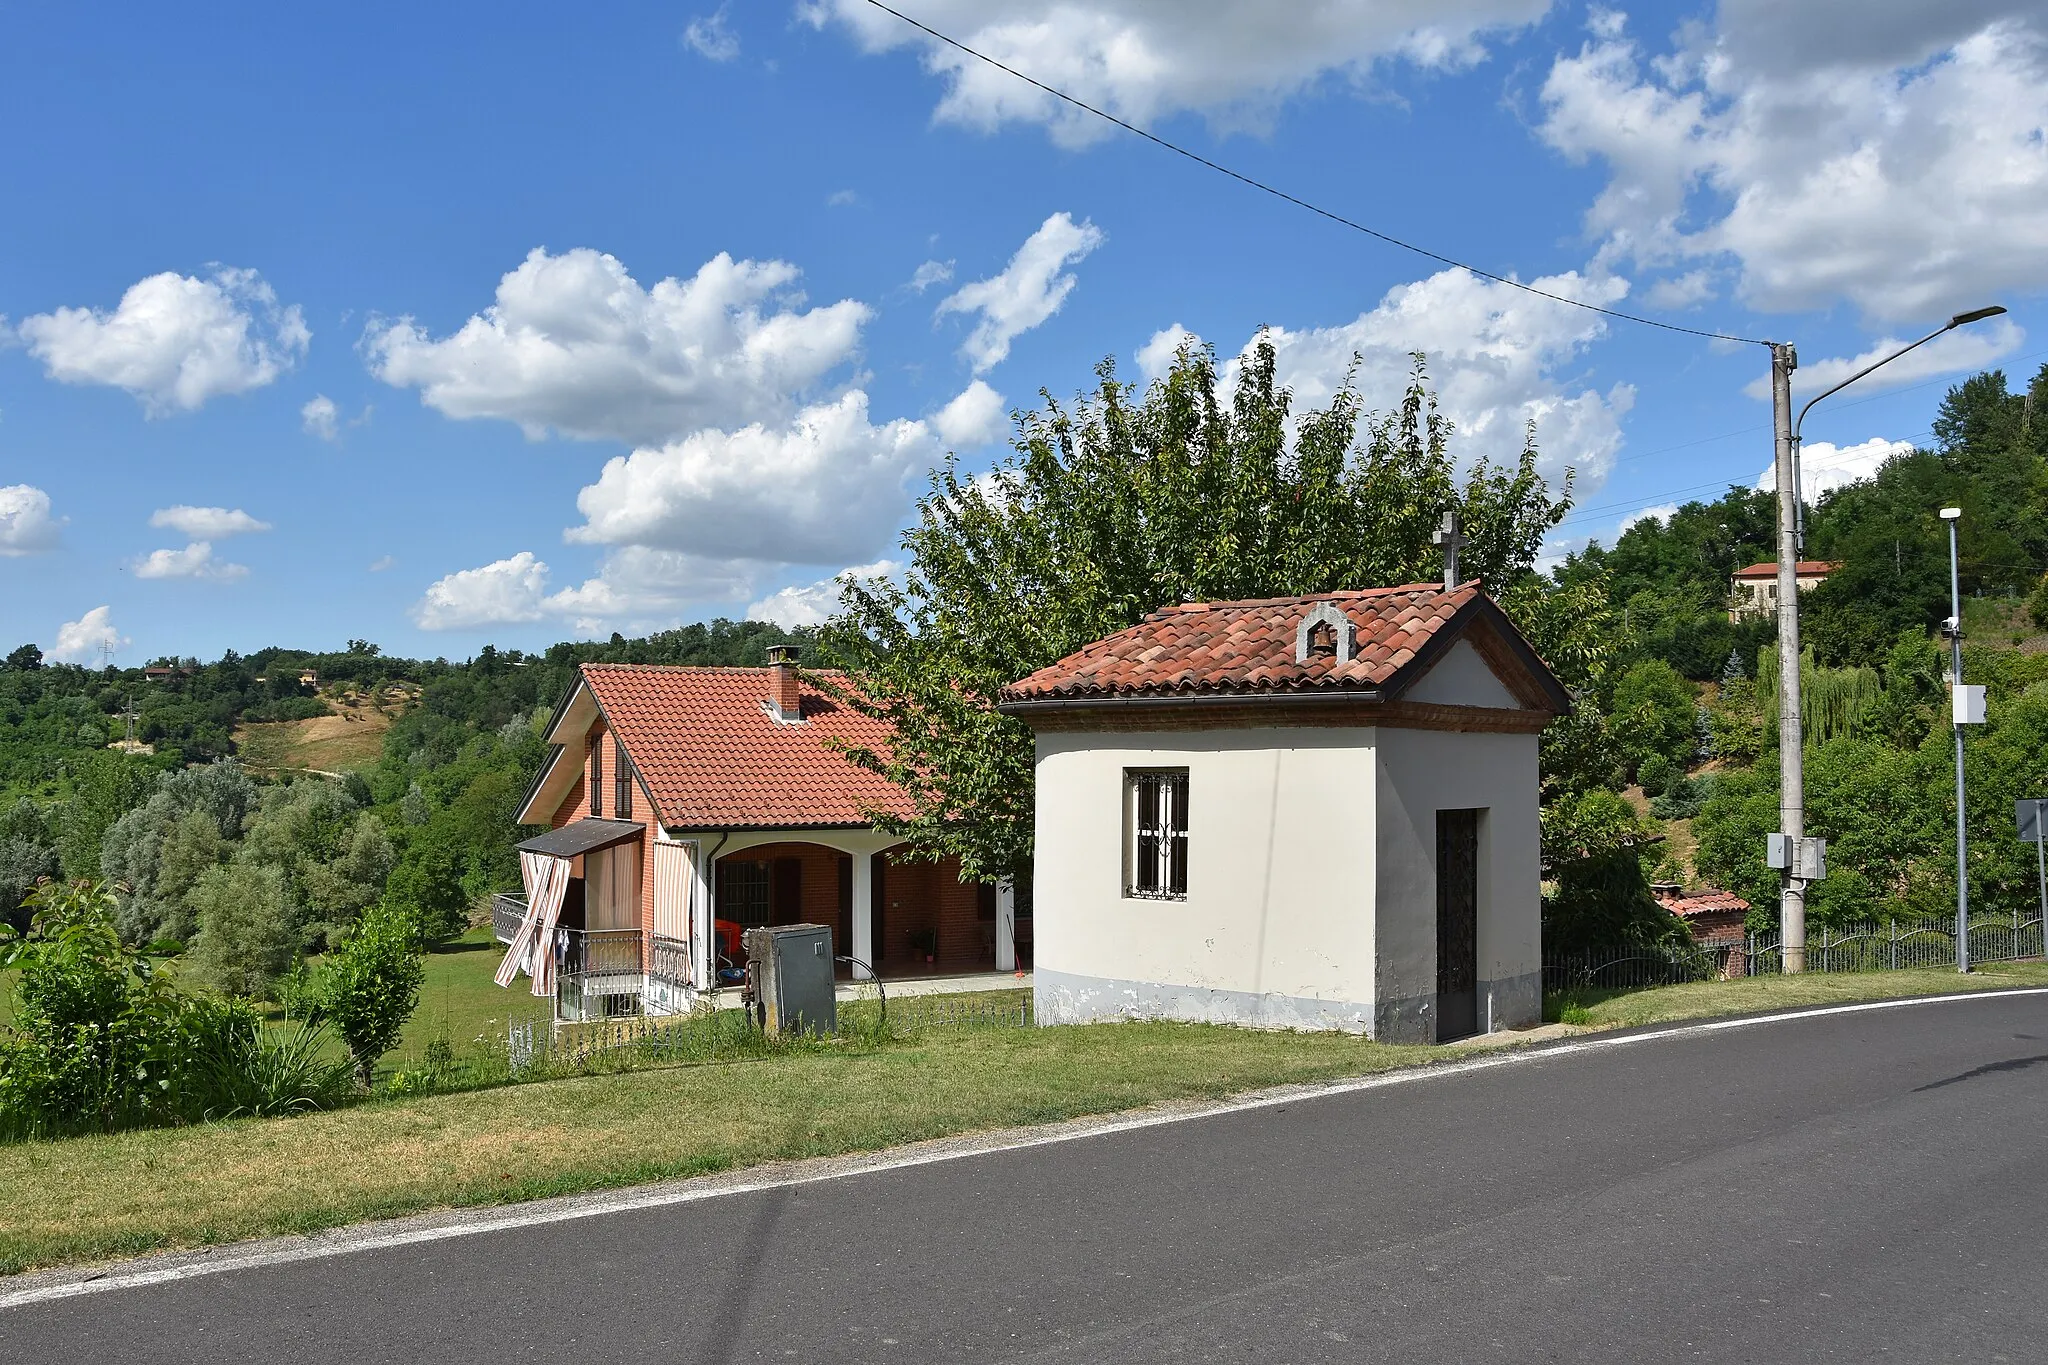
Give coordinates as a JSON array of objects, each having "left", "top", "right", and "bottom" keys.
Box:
[
  {"left": 188, "top": 1010, "right": 354, "bottom": 1119},
  {"left": 323, "top": 901, "right": 425, "bottom": 1087},
  {"left": 2030, "top": 573, "right": 2048, "bottom": 631},
  {"left": 1611, "top": 659, "right": 1697, "bottom": 777},
  {"left": 1650, "top": 774, "right": 1714, "bottom": 821},
  {"left": 1636, "top": 753, "right": 1675, "bottom": 797}
]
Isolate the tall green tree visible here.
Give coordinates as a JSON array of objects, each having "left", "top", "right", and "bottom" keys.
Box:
[{"left": 825, "top": 342, "right": 1575, "bottom": 880}]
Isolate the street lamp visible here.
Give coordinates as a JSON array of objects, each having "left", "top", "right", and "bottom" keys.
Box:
[{"left": 1765, "top": 304, "right": 2004, "bottom": 973}]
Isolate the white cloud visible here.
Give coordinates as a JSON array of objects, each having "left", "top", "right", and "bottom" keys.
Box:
[
  {"left": 368, "top": 555, "right": 396, "bottom": 573},
  {"left": 363, "top": 247, "right": 870, "bottom": 445},
  {"left": 1742, "top": 320, "right": 2025, "bottom": 402},
  {"left": 49, "top": 606, "right": 128, "bottom": 665},
  {"left": 908, "top": 259, "right": 955, "bottom": 293},
  {"left": 1538, "top": 10, "right": 2048, "bottom": 322},
  {"left": 937, "top": 213, "right": 1104, "bottom": 372},
  {"left": 683, "top": 8, "right": 739, "bottom": 61},
  {"left": 1234, "top": 264, "right": 1639, "bottom": 489},
  {"left": 746, "top": 560, "right": 901, "bottom": 630},
  {"left": 1136, "top": 323, "right": 1200, "bottom": 384},
  {"left": 826, "top": 189, "right": 860, "bottom": 207},
  {"left": 932, "top": 380, "right": 1007, "bottom": 447},
  {"left": 133, "top": 542, "right": 249, "bottom": 581},
  {"left": 148, "top": 505, "right": 272, "bottom": 539},
  {"left": 566, "top": 389, "right": 937, "bottom": 563},
  {"left": 302, "top": 394, "right": 339, "bottom": 440},
  {"left": 1618, "top": 502, "right": 1679, "bottom": 534},
  {"left": 1756, "top": 436, "right": 1913, "bottom": 502},
  {"left": 545, "top": 547, "right": 760, "bottom": 634},
  {"left": 17, "top": 267, "right": 309, "bottom": 415},
  {"left": 412, "top": 552, "right": 552, "bottom": 630},
  {"left": 806, "top": 0, "right": 1549, "bottom": 148},
  {"left": 0, "top": 485, "right": 63, "bottom": 556}
]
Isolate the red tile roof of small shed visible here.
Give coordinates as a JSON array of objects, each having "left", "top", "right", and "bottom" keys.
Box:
[
  {"left": 1732, "top": 561, "right": 1838, "bottom": 579},
  {"left": 1002, "top": 581, "right": 1507, "bottom": 702},
  {"left": 579, "top": 664, "right": 912, "bottom": 830},
  {"left": 1664, "top": 890, "right": 1751, "bottom": 916}
]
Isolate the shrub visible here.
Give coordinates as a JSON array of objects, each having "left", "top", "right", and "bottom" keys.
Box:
[
  {"left": 1636, "top": 753, "right": 1675, "bottom": 797},
  {"left": 1610, "top": 659, "right": 1697, "bottom": 776},
  {"left": 0, "top": 881, "right": 195, "bottom": 1139},
  {"left": 187, "top": 1010, "right": 353, "bottom": 1119},
  {"left": 323, "top": 901, "right": 425, "bottom": 1087},
  {"left": 187, "top": 861, "right": 297, "bottom": 997},
  {"left": 1650, "top": 774, "right": 1714, "bottom": 821},
  {"left": 2031, "top": 573, "right": 2048, "bottom": 631}
]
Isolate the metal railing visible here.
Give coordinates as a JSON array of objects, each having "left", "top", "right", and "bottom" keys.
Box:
[
  {"left": 1746, "top": 916, "right": 2045, "bottom": 975},
  {"left": 491, "top": 892, "right": 527, "bottom": 945},
  {"left": 1548, "top": 914, "right": 2046, "bottom": 991},
  {"left": 561, "top": 927, "right": 644, "bottom": 977}
]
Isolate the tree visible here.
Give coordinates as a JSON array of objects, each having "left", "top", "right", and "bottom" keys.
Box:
[
  {"left": 99, "top": 760, "right": 257, "bottom": 944},
  {"left": 4, "top": 644, "right": 42, "bottom": 671},
  {"left": 1540, "top": 788, "right": 1687, "bottom": 951},
  {"left": 825, "top": 342, "right": 1573, "bottom": 879},
  {"left": 59, "top": 750, "right": 157, "bottom": 879},
  {"left": 186, "top": 862, "right": 297, "bottom": 997},
  {"left": 0, "top": 799, "right": 60, "bottom": 934},
  {"left": 321, "top": 900, "right": 425, "bottom": 1087},
  {"left": 1608, "top": 659, "right": 1696, "bottom": 778}
]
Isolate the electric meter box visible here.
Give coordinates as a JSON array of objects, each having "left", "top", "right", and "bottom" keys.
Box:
[{"left": 744, "top": 923, "right": 836, "bottom": 1038}]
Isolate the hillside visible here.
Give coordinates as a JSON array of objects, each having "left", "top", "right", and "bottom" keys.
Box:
[{"left": 234, "top": 681, "right": 421, "bottom": 776}]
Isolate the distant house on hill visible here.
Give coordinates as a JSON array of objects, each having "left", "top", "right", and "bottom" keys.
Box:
[
  {"left": 1729, "top": 560, "right": 1838, "bottom": 621},
  {"left": 1000, "top": 580, "right": 1570, "bottom": 1044},
  {"left": 493, "top": 647, "right": 1022, "bottom": 1022}
]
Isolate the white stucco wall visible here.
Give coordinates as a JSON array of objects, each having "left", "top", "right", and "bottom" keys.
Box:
[
  {"left": 1032, "top": 726, "right": 1383, "bottom": 1032},
  {"left": 1031, "top": 717, "right": 1543, "bottom": 1040},
  {"left": 1371, "top": 726, "right": 1542, "bottom": 1041}
]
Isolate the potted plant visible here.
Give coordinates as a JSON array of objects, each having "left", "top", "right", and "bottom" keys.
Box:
[{"left": 907, "top": 927, "right": 938, "bottom": 964}]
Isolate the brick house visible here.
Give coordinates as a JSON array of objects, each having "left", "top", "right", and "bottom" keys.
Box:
[
  {"left": 1652, "top": 881, "right": 1751, "bottom": 977},
  {"left": 494, "top": 648, "right": 1021, "bottom": 1021}
]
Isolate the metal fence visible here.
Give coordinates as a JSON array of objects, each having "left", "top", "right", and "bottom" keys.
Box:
[
  {"left": 1746, "top": 915, "right": 2045, "bottom": 975},
  {"left": 501, "top": 986, "right": 1036, "bottom": 1076},
  {"left": 1548, "top": 914, "right": 2046, "bottom": 993}
]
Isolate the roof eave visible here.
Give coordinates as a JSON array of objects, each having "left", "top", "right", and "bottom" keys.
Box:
[{"left": 997, "top": 687, "right": 1385, "bottom": 715}]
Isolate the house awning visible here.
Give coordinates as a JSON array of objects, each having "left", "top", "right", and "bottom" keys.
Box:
[{"left": 516, "top": 818, "right": 644, "bottom": 860}]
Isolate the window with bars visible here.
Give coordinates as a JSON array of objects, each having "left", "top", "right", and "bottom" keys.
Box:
[
  {"left": 588, "top": 736, "right": 603, "bottom": 817},
  {"left": 613, "top": 737, "right": 633, "bottom": 819},
  {"left": 1125, "top": 770, "right": 1189, "bottom": 899}
]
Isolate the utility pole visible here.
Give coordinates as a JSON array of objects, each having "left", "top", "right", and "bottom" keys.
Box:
[
  {"left": 1941, "top": 507, "right": 1977, "bottom": 972},
  {"left": 1765, "top": 306, "right": 2006, "bottom": 975},
  {"left": 1771, "top": 342, "right": 1808, "bottom": 973}
]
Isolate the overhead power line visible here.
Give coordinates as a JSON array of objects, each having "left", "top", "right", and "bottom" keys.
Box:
[{"left": 860, "top": 0, "right": 1773, "bottom": 349}]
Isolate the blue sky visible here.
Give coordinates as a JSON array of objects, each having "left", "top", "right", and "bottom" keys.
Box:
[{"left": 2, "top": 1, "right": 2043, "bottom": 663}]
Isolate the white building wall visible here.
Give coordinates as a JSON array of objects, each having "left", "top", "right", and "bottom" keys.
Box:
[
  {"left": 1032, "top": 726, "right": 1381, "bottom": 1032},
  {"left": 1371, "top": 726, "right": 1542, "bottom": 1042}
]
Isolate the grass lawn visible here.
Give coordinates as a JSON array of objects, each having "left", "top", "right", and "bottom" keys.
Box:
[
  {"left": 4, "top": 958, "right": 2046, "bottom": 1277},
  {"left": 390, "top": 927, "right": 550, "bottom": 1064}
]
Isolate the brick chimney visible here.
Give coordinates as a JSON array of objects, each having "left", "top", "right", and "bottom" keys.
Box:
[
  {"left": 1650, "top": 880, "right": 1682, "bottom": 908},
  {"left": 767, "top": 644, "right": 803, "bottom": 723}
]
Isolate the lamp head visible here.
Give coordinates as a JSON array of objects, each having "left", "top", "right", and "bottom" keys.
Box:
[
  {"left": 1948, "top": 306, "right": 2007, "bottom": 328},
  {"left": 1939, "top": 507, "right": 1963, "bottom": 521}
]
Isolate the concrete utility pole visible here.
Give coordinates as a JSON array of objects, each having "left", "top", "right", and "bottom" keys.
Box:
[
  {"left": 1771, "top": 343, "right": 1808, "bottom": 972},
  {"left": 1942, "top": 507, "right": 1976, "bottom": 972},
  {"left": 1767, "top": 305, "right": 2006, "bottom": 973}
]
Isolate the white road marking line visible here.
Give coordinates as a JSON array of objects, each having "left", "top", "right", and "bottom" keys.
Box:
[{"left": 4, "top": 985, "right": 2044, "bottom": 1311}]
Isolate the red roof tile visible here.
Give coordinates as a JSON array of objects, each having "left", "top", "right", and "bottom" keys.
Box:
[
  {"left": 1732, "top": 561, "right": 1838, "bottom": 579},
  {"left": 1000, "top": 581, "right": 1541, "bottom": 703},
  {"left": 1664, "top": 890, "right": 1750, "bottom": 916},
  {"left": 579, "top": 664, "right": 912, "bottom": 830}
]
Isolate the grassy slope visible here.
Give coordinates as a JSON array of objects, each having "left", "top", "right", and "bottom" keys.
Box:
[
  {"left": 6, "top": 960, "right": 2048, "bottom": 1276},
  {"left": 232, "top": 684, "right": 415, "bottom": 775}
]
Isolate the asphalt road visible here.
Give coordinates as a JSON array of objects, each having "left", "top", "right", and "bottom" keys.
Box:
[{"left": 8, "top": 993, "right": 2048, "bottom": 1363}]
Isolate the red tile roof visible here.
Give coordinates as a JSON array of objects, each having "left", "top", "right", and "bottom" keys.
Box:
[
  {"left": 1000, "top": 581, "right": 1553, "bottom": 704},
  {"left": 1732, "top": 561, "right": 1838, "bottom": 579},
  {"left": 579, "top": 664, "right": 912, "bottom": 830},
  {"left": 1662, "top": 890, "right": 1750, "bottom": 917}
]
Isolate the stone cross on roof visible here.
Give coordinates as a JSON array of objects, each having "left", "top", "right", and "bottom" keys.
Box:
[{"left": 1432, "top": 510, "right": 1468, "bottom": 590}]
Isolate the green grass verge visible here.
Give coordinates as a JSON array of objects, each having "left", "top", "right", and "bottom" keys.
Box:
[{"left": 4, "top": 959, "right": 2047, "bottom": 1277}]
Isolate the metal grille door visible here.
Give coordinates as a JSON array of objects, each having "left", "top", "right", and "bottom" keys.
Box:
[{"left": 1436, "top": 809, "right": 1481, "bottom": 1041}]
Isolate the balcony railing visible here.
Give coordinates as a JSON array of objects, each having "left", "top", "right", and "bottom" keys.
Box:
[
  {"left": 561, "top": 928, "right": 644, "bottom": 978},
  {"left": 492, "top": 892, "right": 528, "bottom": 945}
]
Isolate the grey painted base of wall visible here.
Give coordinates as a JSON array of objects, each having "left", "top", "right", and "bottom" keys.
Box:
[
  {"left": 1038, "top": 966, "right": 1543, "bottom": 1042},
  {"left": 1036, "top": 967, "right": 1376, "bottom": 1034},
  {"left": 1374, "top": 968, "right": 1543, "bottom": 1044}
]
